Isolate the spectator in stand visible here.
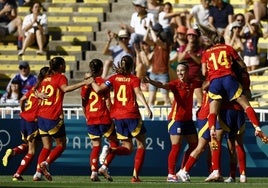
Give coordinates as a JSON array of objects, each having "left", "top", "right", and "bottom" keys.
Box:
[
  {"left": 102, "top": 29, "right": 133, "bottom": 79},
  {"left": 0, "top": 79, "right": 22, "bottom": 104},
  {"left": 18, "top": 0, "right": 32, "bottom": 6},
  {"left": 121, "top": 0, "right": 156, "bottom": 47},
  {"left": 208, "top": 0, "right": 234, "bottom": 36},
  {"left": 245, "top": 0, "right": 267, "bottom": 24},
  {"left": 172, "top": 26, "right": 188, "bottom": 51},
  {"left": 134, "top": 41, "right": 153, "bottom": 91},
  {"left": 18, "top": 1, "right": 48, "bottom": 56},
  {"left": 134, "top": 41, "right": 153, "bottom": 79},
  {"left": 177, "top": 28, "right": 204, "bottom": 106},
  {"left": 240, "top": 19, "right": 263, "bottom": 72},
  {"left": 224, "top": 13, "right": 247, "bottom": 44},
  {"left": 147, "top": 0, "right": 162, "bottom": 22},
  {"left": 144, "top": 23, "right": 171, "bottom": 106},
  {"left": 169, "top": 26, "right": 188, "bottom": 81},
  {"left": 159, "top": 2, "right": 189, "bottom": 44},
  {"left": 0, "top": 0, "right": 23, "bottom": 48},
  {"left": 224, "top": 21, "right": 244, "bottom": 55},
  {"left": 186, "top": 0, "right": 211, "bottom": 29},
  {"left": 5, "top": 61, "right": 37, "bottom": 97}
]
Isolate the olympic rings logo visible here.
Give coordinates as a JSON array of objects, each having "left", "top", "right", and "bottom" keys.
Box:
[{"left": 0, "top": 130, "right": 11, "bottom": 152}]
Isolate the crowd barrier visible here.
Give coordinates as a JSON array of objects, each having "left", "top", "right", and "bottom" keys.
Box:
[{"left": 1, "top": 117, "right": 268, "bottom": 177}]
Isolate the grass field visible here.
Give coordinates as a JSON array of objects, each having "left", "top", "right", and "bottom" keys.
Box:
[{"left": 0, "top": 176, "right": 268, "bottom": 188}]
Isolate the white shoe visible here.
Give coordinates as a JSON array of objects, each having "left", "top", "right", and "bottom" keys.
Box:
[
  {"left": 166, "top": 174, "right": 180, "bottom": 183},
  {"left": 98, "top": 166, "right": 113, "bottom": 182},
  {"left": 99, "top": 145, "right": 109, "bottom": 165},
  {"left": 33, "top": 172, "right": 42, "bottom": 181},
  {"left": 205, "top": 170, "right": 223, "bottom": 182},
  {"left": 40, "top": 161, "right": 52, "bottom": 181},
  {"left": 240, "top": 174, "right": 247, "bottom": 183},
  {"left": 90, "top": 172, "right": 100, "bottom": 182},
  {"left": 176, "top": 169, "right": 190, "bottom": 182},
  {"left": 224, "top": 176, "right": 235, "bottom": 183}
]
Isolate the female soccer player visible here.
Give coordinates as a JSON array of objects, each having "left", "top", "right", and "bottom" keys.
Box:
[
  {"left": 144, "top": 62, "right": 199, "bottom": 183},
  {"left": 2, "top": 66, "right": 49, "bottom": 181},
  {"left": 197, "top": 24, "right": 267, "bottom": 145},
  {"left": 90, "top": 55, "right": 152, "bottom": 182},
  {"left": 36, "top": 57, "right": 93, "bottom": 181},
  {"left": 81, "top": 59, "right": 118, "bottom": 182}
]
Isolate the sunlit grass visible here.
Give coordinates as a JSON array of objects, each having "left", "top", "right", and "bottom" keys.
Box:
[{"left": 0, "top": 176, "right": 268, "bottom": 188}]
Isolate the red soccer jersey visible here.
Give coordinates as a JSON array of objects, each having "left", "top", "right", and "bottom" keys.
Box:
[
  {"left": 20, "top": 88, "right": 39, "bottom": 122},
  {"left": 201, "top": 44, "right": 240, "bottom": 81},
  {"left": 197, "top": 92, "right": 209, "bottom": 120},
  {"left": 38, "top": 73, "right": 67, "bottom": 120},
  {"left": 81, "top": 77, "right": 111, "bottom": 125},
  {"left": 168, "top": 79, "right": 198, "bottom": 121},
  {"left": 107, "top": 74, "right": 141, "bottom": 119}
]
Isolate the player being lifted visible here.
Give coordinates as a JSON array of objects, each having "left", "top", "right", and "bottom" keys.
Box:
[{"left": 197, "top": 24, "right": 267, "bottom": 144}]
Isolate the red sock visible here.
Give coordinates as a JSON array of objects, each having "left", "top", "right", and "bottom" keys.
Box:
[
  {"left": 16, "top": 153, "right": 34, "bottom": 175},
  {"left": 113, "top": 146, "right": 132, "bottom": 155},
  {"left": 236, "top": 144, "right": 246, "bottom": 175},
  {"left": 46, "top": 145, "right": 65, "bottom": 164},
  {"left": 206, "top": 149, "right": 212, "bottom": 173},
  {"left": 109, "top": 140, "right": 119, "bottom": 148},
  {"left": 168, "top": 144, "right": 180, "bottom": 175},
  {"left": 184, "top": 156, "right": 197, "bottom": 172},
  {"left": 208, "top": 113, "right": 217, "bottom": 129},
  {"left": 181, "top": 142, "right": 197, "bottom": 169},
  {"left": 211, "top": 141, "right": 221, "bottom": 170},
  {"left": 13, "top": 144, "right": 28, "bottom": 155},
  {"left": 133, "top": 148, "right": 145, "bottom": 177},
  {"left": 90, "top": 146, "right": 100, "bottom": 172},
  {"left": 245, "top": 106, "right": 259, "bottom": 126},
  {"left": 37, "top": 148, "right": 50, "bottom": 167}
]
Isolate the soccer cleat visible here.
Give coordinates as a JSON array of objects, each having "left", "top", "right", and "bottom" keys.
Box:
[
  {"left": 33, "top": 172, "right": 42, "bottom": 181},
  {"left": 40, "top": 161, "right": 52, "bottom": 181},
  {"left": 240, "top": 174, "right": 247, "bottom": 183},
  {"left": 224, "top": 176, "right": 235, "bottom": 183},
  {"left": 205, "top": 170, "right": 224, "bottom": 182},
  {"left": 2, "top": 149, "right": 12, "bottom": 167},
  {"left": 98, "top": 167, "right": 113, "bottom": 182},
  {"left": 131, "top": 176, "right": 141, "bottom": 183},
  {"left": 167, "top": 174, "right": 180, "bottom": 183},
  {"left": 12, "top": 174, "right": 24, "bottom": 181},
  {"left": 99, "top": 145, "right": 109, "bottom": 165},
  {"left": 176, "top": 169, "right": 190, "bottom": 182},
  {"left": 90, "top": 173, "right": 100, "bottom": 182}
]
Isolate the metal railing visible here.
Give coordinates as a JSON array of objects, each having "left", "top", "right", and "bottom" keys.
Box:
[{"left": 1, "top": 104, "right": 268, "bottom": 122}]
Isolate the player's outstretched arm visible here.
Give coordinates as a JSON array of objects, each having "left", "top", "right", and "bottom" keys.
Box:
[{"left": 143, "top": 76, "right": 169, "bottom": 90}]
